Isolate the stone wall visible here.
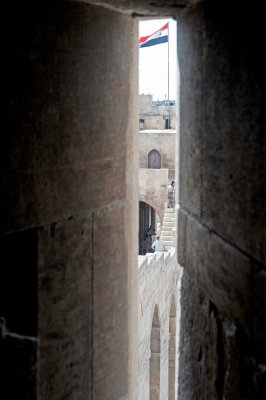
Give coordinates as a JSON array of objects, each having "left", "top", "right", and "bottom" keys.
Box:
[
  {"left": 139, "top": 130, "right": 176, "bottom": 170},
  {"left": 139, "top": 94, "right": 177, "bottom": 130},
  {"left": 177, "top": 0, "right": 266, "bottom": 398},
  {"left": 0, "top": 2, "right": 138, "bottom": 399},
  {"left": 138, "top": 249, "right": 182, "bottom": 400},
  {"left": 139, "top": 168, "right": 168, "bottom": 222}
]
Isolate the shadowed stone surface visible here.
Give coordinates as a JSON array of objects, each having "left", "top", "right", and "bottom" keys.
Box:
[
  {"left": 0, "top": 1, "right": 138, "bottom": 399},
  {"left": 178, "top": 0, "right": 266, "bottom": 398}
]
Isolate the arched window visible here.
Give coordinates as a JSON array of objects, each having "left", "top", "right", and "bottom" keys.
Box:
[
  {"left": 148, "top": 149, "right": 161, "bottom": 169},
  {"left": 150, "top": 305, "right": 161, "bottom": 400},
  {"left": 168, "top": 297, "right": 176, "bottom": 400}
]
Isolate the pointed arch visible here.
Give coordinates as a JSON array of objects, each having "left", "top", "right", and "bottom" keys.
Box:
[{"left": 148, "top": 149, "right": 161, "bottom": 169}]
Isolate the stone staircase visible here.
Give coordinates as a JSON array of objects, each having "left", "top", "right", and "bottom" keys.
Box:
[{"left": 160, "top": 207, "right": 176, "bottom": 250}]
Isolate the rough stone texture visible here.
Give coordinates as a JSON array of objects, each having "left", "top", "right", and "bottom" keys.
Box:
[
  {"left": 38, "top": 215, "right": 93, "bottom": 399},
  {"left": 178, "top": 272, "right": 220, "bottom": 399},
  {"left": 138, "top": 249, "right": 181, "bottom": 400},
  {"left": 178, "top": 0, "right": 266, "bottom": 265},
  {"left": 0, "top": 2, "right": 136, "bottom": 234},
  {"left": 178, "top": 210, "right": 252, "bottom": 329},
  {"left": 178, "top": 0, "right": 266, "bottom": 398},
  {"left": 178, "top": 271, "right": 266, "bottom": 400},
  {"left": 139, "top": 168, "right": 168, "bottom": 222},
  {"left": 0, "top": 2, "right": 138, "bottom": 399}
]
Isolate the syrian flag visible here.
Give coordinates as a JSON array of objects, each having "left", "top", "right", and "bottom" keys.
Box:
[{"left": 139, "top": 22, "right": 169, "bottom": 48}]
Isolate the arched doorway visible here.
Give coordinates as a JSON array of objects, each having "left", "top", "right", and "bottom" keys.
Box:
[
  {"left": 168, "top": 297, "right": 176, "bottom": 400},
  {"left": 139, "top": 201, "right": 160, "bottom": 255},
  {"left": 150, "top": 305, "right": 161, "bottom": 400},
  {"left": 148, "top": 149, "right": 161, "bottom": 169}
]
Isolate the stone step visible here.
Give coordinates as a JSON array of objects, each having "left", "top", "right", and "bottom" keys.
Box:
[
  {"left": 161, "top": 229, "right": 173, "bottom": 234},
  {"left": 164, "top": 212, "right": 175, "bottom": 218},
  {"left": 164, "top": 207, "right": 175, "bottom": 212},
  {"left": 161, "top": 231, "right": 173, "bottom": 237},
  {"left": 163, "top": 233, "right": 173, "bottom": 239},
  {"left": 163, "top": 221, "right": 175, "bottom": 227},
  {"left": 161, "top": 235, "right": 173, "bottom": 242},
  {"left": 161, "top": 236, "right": 173, "bottom": 242},
  {"left": 161, "top": 226, "right": 173, "bottom": 231},
  {"left": 163, "top": 217, "right": 175, "bottom": 222}
]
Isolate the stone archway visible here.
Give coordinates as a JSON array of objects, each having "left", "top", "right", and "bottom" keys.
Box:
[
  {"left": 148, "top": 149, "right": 161, "bottom": 169},
  {"left": 139, "top": 201, "right": 157, "bottom": 254}
]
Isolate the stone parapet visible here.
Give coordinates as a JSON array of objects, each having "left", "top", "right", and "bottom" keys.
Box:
[{"left": 138, "top": 248, "right": 182, "bottom": 400}]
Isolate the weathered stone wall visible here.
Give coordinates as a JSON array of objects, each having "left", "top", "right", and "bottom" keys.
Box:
[
  {"left": 178, "top": 0, "right": 266, "bottom": 398},
  {"left": 0, "top": 2, "right": 138, "bottom": 399},
  {"left": 139, "top": 94, "right": 153, "bottom": 110},
  {"left": 140, "top": 114, "right": 177, "bottom": 130},
  {"left": 139, "top": 168, "right": 168, "bottom": 222},
  {"left": 138, "top": 249, "right": 182, "bottom": 400},
  {"left": 139, "top": 94, "right": 177, "bottom": 130},
  {"left": 139, "top": 130, "right": 176, "bottom": 170}
]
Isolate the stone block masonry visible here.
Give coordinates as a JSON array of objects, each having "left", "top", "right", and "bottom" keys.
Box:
[{"left": 138, "top": 249, "right": 182, "bottom": 399}]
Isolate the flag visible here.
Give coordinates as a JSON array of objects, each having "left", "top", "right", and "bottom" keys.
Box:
[{"left": 139, "top": 22, "right": 168, "bottom": 48}]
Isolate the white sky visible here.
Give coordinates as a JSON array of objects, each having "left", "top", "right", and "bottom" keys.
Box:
[{"left": 139, "top": 19, "right": 178, "bottom": 101}]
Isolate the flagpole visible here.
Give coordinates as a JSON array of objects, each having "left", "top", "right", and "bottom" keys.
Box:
[{"left": 167, "top": 21, "right": 170, "bottom": 128}]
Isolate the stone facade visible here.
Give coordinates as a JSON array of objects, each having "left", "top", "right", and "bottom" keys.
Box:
[
  {"left": 138, "top": 129, "right": 176, "bottom": 239},
  {"left": 139, "top": 168, "right": 168, "bottom": 223},
  {"left": 139, "top": 129, "right": 176, "bottom": 173},
  {"left": 139, "top": 94, "right": 177, "bottom": 130},
  {"left": 138, "top": 249, "right": 181, "bottom": 400}
]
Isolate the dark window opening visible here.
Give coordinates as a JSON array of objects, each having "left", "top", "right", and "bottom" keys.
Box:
[{"left": 0, "top": 229, "right": 38, "bottom": 337}]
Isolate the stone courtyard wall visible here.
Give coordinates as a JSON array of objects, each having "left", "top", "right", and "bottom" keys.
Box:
[
  {"left": 138, "top": 249, "right": 182, "bottom": 400},
  {"left": 139, "top": 168, "right": 168, "bottom": 223},
  {"left": 139, "top": 130, "right": 176, "bottom": 171}
]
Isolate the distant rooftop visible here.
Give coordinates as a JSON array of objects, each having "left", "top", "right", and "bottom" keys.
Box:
[
  {"left": 140, "top": 129, "right": 176, "bottom": 134},
  {"left": 151, "top": 100, "right": 176, "bottom": 106}
]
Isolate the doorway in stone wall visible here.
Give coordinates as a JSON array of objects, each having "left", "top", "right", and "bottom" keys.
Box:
[
  {"left": 139, "top": 201, "right": 160, "bottom": 255},
  {"left": 148, "top": 149, "right": 161, "bottom": 169}
]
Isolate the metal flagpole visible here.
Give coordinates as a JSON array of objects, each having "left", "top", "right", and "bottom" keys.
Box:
[{"left": 167, "top": 21, "right": 170, "bottom": 129}]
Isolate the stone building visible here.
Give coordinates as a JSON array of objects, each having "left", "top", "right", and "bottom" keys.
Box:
[
  {"left": 138, "top": 129, "right": 177, "bottom": 252},
  {"left": 139, "top": 94, "right": 177, "bottom": 130},
  {"left": 1, "top": 1, "right": 266, "bottom": 400}
]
